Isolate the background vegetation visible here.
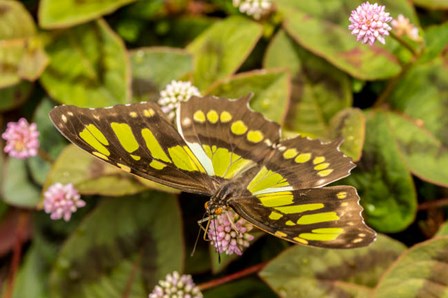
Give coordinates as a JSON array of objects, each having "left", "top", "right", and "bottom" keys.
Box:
[{"left": 1, "top": 0, "right": 448, "bottom": 297}]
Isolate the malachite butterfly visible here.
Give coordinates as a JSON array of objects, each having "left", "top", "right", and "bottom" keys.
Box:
[{"left": 49, "top": 94, "right": 376, "bottom": 248}]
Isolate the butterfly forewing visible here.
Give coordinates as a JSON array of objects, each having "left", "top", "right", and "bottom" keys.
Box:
[
  {"left": 49, "top": 102, "right": 215, "bottom": 195},
  {"left": 230, "top": 186, "right": 375, "bottom": 248},
  {"left": 178, "top": 95, "right": 280, "bottom": 179}
]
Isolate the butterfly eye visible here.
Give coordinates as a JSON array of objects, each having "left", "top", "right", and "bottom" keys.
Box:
[
  {"left": 204, "top": 201, "right": 210, "bottom": 211},
  {"left": 214, "top": 207, "right": 223, "bottom": 215}
]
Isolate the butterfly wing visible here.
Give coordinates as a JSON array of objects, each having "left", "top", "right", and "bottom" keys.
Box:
[
  {"left": 229, "top": 186, "right": 376, "bottom": 248},
  {"left": 49, "top": 102, "right": 216, "bottom": 195},
  {"left": 178, "top": 95, "right": 281, "bottom": 180}
]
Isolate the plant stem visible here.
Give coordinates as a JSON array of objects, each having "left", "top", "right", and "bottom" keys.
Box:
[
  {"left": 38, "top": 148, "right": 54, "bottom": 163},
  {"left": 4, "top": 212, "right": 29, "bottom": 298},
  {"left": 390, "top": 31, "right": 419, "bottom": 57},
  {"left": 418, "top": 198, "right": 448, "bottom": 210},
  {"left": 198, "top": 261, "right": 268, "bottom": 291}
]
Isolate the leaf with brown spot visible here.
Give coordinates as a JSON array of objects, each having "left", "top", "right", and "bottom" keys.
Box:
[
  {"left": 49, "top": 192, "right": 184, "bottom": 297},
  {"left": 374, "top": 237, "right": 448, "bottom": 298},
  {"left": 259, "top": 235, "right": 406, "bottom": 298},
  {"left": 44, "top": 144, "right": 148, "bottom": 197}
]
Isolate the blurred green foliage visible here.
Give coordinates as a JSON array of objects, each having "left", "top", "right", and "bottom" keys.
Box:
[{"left": 1, "top": 0, "right": 448, "bottom": 297}]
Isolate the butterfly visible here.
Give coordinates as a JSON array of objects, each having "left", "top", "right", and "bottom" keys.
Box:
[{"left": 49, "top": 94, "right": 376, "bottom": 248}]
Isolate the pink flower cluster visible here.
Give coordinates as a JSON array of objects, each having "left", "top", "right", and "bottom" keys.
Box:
[
  {"left": 207, "top": 209, "right": 254, "bottom": 256},
  {"left": 2, "top": 118, "right": 39, "bottom": 159},
  {"left": 43, "top": 183, "right": 85, "bottom": 221},
  {"left": 149, "top": 271, "right": 202, "bottom": 298},
  {"left": 349, "top": 2, "right": 392, "bottom": 45}
]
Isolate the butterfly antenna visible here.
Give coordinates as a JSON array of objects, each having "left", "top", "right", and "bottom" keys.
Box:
[
  {"left": 192, "top": 212, "right": 208, "bottom": 257},
  {"left": 212, "top": 214, "right": 221, "bottom": 263}
]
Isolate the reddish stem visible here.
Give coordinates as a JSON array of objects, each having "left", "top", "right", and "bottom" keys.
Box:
[
  {"left": 418, "top": 198, "right": 448, "bottom": 210},
  {"left": 198, "top": 261, "right": 268, "bottom": 291},
  {"left": 4, "top": 212, "right": 29, "bottom": 298}
]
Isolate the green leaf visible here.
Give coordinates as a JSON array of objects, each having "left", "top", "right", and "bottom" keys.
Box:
[
  {"left": 2, "top": 158, "right": 41, "bottom": 208},
  {"left": 412, "top": 0, "right": 448, "bottom": 9},
  {"left": 0, "top": 81, "right": 32, "bottom": 112},
  {"left": 275, "top": 0, "right": 401, "bottom": 80},
  {"left": 419, "top": 22, "right": 448, "bottom": 63},
  {"left": 0, "top": 1, "right": 48, "bottom": 88},
  {"left": 387, "top": 112, "right": 448, "bottom": 187},
  {"left": 187, "top": 16, "right": 262, "bottom": 90},
  {"left": 49, "top": 192, "right": 184, "bottom": 298},
  {"left": 436, "top": 221, "right": 448, "bottom": 237},
  {"left": 12, "top": 244, "right": 49, "bottom": 298},
  {"left": 329, "top": 108, "right": 366, "bottom": 162},
  {"left": 374, "top": 237, "right": 448, "bottom": 298},
  {"left": 343, "top": 111, "right": 417, "bottom": 233},
  {"left": 28, "top": 98, "right": 66, "bottom": 185},
  {"left": 260, "top": 235, "right": 406, "bottom": 298},
  {"left": 129, "top": 47, "right": 193, "bottom": 101},
  {"left": 40, "top": 20, "right": 130, "bottom": 107},
  {"left": 39, "top": 0, "right": 136, "bottom": 29},
  {"left": 264, "top": 30, "right": 352, "bottom": 137},
  {"left": 207, "top": 69, "right": 290, "bottom": 124},
  {"left": 44, "top": 145, "right": 147, "bottom": 197},
  {"left": 0, "top": 0, "right": 36, "bottom": 39},
  {"left": 388, "top": 58, "right": 448, "bottom": 142}
]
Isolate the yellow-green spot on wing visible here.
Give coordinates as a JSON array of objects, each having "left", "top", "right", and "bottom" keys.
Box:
[
  {"left": 295, "top": 153, "right": 311, "bottom": 163},
  {"left": 168, "top": 145, "right": 206, "bottom": 173},
  {"left": 283, "top": 148, "right": 298, "bottom": 159},
  {"left": 318, "top": 169, "right": 334, "bottom": 177},
  {"left": 247, "top": 167, "right": 290, "bottom": 194},
  {"left": 202, "top": 145, "right": 253, "bottom": 178},
  {"left": 141, "top": 128, "right": 172, "bottom": 163},
  {"left": 193, "top": 110, "right": 206, "bottom": 123},
  {"left": 111, "top": 122, "right": 139, "bottom": 153},
  {"left": 313, "top": 156, "right": 326, "bottom": 164},
  {"left": 257, "top": 192, "right": 294, "bottom": 207},
  {"left": 275, "top": 203, "right": 324, "bottom": 214},
  {"left": 230, "top": 120, "right": 248, "bottom": 135},
  {"left": 92, "top": 151, "right": 109, "bottom": 160},
  {"left": 314, "top": 163, "right": 330, "bottom": 171},
  {"left": 299, "top": 232, "right": 340, "bottom": 241},
  {"left": 247, "top": 130, "right": 264, "bottom": 143},
  {"left": 150, "top": 159, "right": 167, "bottom": 170},
  {"left": 207, "top": 110, "right": 219, "bottom": 124},
  {"left": 337, "top": 192, "right": 347, "bottom": 199},
  {"left": 220, "top": 111, "right": 232, "bottom": 123},
  {"left": 312, "top": 228, "right": 343, "bottom": 234},
  {"left": 269, "top": 211, "right": 283, "bottom": 220},
  {"left": 79, "top": 125, "right": 110, "bottom": 156},
  {"left": 297, "top": 212, "right": 340, "bottom": 225}
]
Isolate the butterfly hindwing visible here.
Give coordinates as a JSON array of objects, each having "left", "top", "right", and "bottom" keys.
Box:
[
  {"left": 229, "top": 186, "right": 375, "bottom": 248},
  {"left": 49, "top": 102, "right": 215, "bottom": 195},
  {"left": 244, "top": 137, "right": 356, "bottom": 197}
]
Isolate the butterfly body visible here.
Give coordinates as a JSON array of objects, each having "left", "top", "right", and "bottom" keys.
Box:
[{"left": 50, "top": 95, "right": 376, "bottom": 249}]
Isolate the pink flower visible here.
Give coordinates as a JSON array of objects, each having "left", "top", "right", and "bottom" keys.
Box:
[
  {"left": 392, "top": 14, "right": 421, "bottom": 41},
  {"left": 149, "top": 271, "right": 202, "bottom": 298},
  {"left": 348, "top": 2, "right": 392, "bottom": 45},
  {"left": 207, "top": 209, "right": 254, "bottom": 256},
  {"left": 43, "top": 183, "right": 85, "bottom": 221},
  {"left": 2, "top": 118, "right": 39, "bottom": 159}
]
